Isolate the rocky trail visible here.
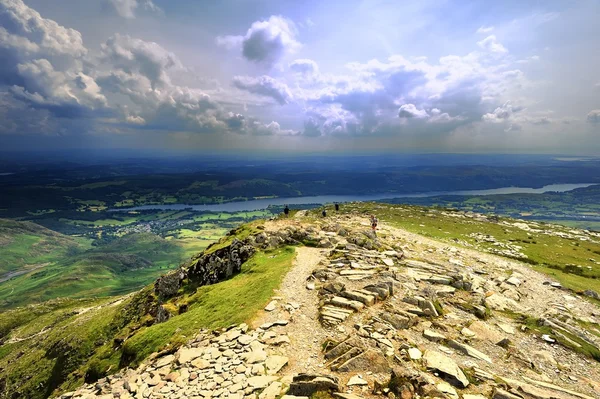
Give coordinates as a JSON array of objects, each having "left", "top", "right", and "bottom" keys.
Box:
[{"left": 61, "top": 212, "right": 600, "bottom": 399}]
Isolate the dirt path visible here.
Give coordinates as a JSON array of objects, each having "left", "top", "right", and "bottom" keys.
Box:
[{"left": 252, "top": 246, "right": 333, "bottom": 375}]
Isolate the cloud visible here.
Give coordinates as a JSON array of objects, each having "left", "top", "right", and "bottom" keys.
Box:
[
  {"left": 587, "top": 110, "right": 600, "bottom": 124},
  {"left": 477, "top": 26, "right": 494, "bottom": 34},
  {"left": 398, "top": 103, "right": 428, "bottom": 118},
  {"left": 0, "top": 0, "right": 108, "bottom": 117},
  {"left": 217, "top": 16, "right": 301, "bottom": 65},
  {"left": 482, "top": 101, "right": 524, "bottom": 123},
  {"left": 100, "top": 34, "right": 183, "bottom": 89},
  {"left": 289, "top": 59, "right": 319, "bottom": 76},
  {"left": 477, "top": 35, "right": 508, "bottom": 54},
  {"left": 232, "top": 75, "right": 292, "bottom": 105},
  {"left": 106, "top": 0, "right": 161, "bottom": 19}
]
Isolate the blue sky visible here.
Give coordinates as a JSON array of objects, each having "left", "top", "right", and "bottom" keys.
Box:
[{"left": 0, "top": 0, "right": 599, "bottom": 153}]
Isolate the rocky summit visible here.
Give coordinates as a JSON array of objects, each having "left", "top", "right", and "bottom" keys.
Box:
[{"left": 60, "top": 209, "right": 600, "bottom": 399}]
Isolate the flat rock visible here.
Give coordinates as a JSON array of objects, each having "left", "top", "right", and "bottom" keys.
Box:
[
  {"left": 408, "top": 347, "right": 422, "bottom": 360},
  {"left": 463, "top": 395, "right": 487, "bottom": 399},
  {"left": 334, "top": 394, "right": 365, "bottom": 399},
  {"left": 423, "top": 350, "right": 469, "bottom": 388},
  {"left": 423, "top": 329, "right": 446, "bottom": 342},
  {"left": 247, "top": 376, "right": 279, "bottom": 390},
  {"left": 259, "top": 381, "right": 284, "bottom": 399},
  {"left": 347, "top": 375, "right": 368, "bottom": 386},
  {"left": 496, "top": 322, "right": 515, "bottom": 335},
  {"left": 506, "top": 276, "right": 521, "bottom": 287},
  {"left": 265, "top": 301, "right": 277, "bottom": 312},
  {"left": 191, "top": 358, "right": 211, "bottom": 369},
  {"left": 154, "top": 354, "right": 175, "bottom": 368},
  {"left": 461, "top": 327, "right": 477, "bottom": 338},
  {"left": 265, "top": 355, "right": 288, "bottom": 375},
  {"left": 447, "top": 340, "right": 492, "bottom": 363},
  {"left": 485, "top": 293, "right": 522, "bottom": 312},
  {"left": 382, "top": 258, "right": 394, "bottom": 267},
  {"left": 238, "top": 334, "right": 254, "bottom": 345},
  {"left": 177, "top": 347, "right": 204, "bottom": 364},
  {"left": 437, "top": 382, "right": 458, "bottom": 399}
]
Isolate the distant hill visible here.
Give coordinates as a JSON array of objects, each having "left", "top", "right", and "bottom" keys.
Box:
[{"left": 0, "top": 220, "right": 185, "bottom": 309}]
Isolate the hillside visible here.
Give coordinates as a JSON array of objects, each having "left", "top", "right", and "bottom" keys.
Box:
[
  {"left": 384, "top": 184, "right": 600, "bottom": 231},
  {"left": 1, "top": 204, "right": 600, "bottom": 399},
  {"left": 0, "top": 220, "right": 186, "bottom": 309}
]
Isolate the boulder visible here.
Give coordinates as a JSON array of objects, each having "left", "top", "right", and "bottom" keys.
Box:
[
  {"left": 287, "top": 374, "right": 340, "bottom": 396},
  {"left": 337, "top": 349, "right": 390, "bottom": 374},
  {"left": 423, "top": 350, "right": 469, "bottom": 388}
]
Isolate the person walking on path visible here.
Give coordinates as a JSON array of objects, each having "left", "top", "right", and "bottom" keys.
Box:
[
  {"left": 335, "top": 203, "right": 340, "bottom": 212},
  {"left": 370, "top": 214, "right": 378, "bottom": 235},
  {"left": 284, "top": 205, "right": 290, "bottom": 217},
  {"left": 322, "top": 209, "right": 327, "bottom": 218}
]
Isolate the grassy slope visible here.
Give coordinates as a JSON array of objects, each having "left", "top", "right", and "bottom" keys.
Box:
[
  {"left": 0, "top": 220, "right": 188, "bottom": 310},
  {"left": 337, "top": 202, "right": 600, "bottom": 293},
  {"left": 0, "top": 219, "right": 84, "bottom": 275},
  {"left": 0, "top": 242, "right": 296, "bottom": 399}
]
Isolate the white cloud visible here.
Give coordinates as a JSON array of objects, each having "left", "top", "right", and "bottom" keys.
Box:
[
  {"left": 0, "top": 0, "right": 107, "bottom": 117},
  {"left": 100, "top": 34, "right": 183, "bottom": 89},
  {"left": 217, "top": 16, "right": 301, "bottom": 65},
  {"left": 587, "top": 110, "right": 600, "bottom": 124},
  {"left": 107, "top": 0, "right": 161, "bottom": 19},
  {"left": 289, "top": 59, "right": 319, "bottom": 76},
  {"left": 398, "top": 103, "right": 428, "bottom": 118},
  {"left": 232, "top": 75, "right": 293, "bottom": 105},
  {"left": 477, "top": 26, "right": 494, "bottom": 34},
  {"left": 482, "top": 101, "right": 524, "bottom": 123},
  {"left": 477, "top": 35, "right": 508, "bottom": 54}
]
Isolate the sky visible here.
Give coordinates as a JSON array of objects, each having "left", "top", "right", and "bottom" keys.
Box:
[{"left": 0, "top": 0, "right": 599, "bottom": 154}]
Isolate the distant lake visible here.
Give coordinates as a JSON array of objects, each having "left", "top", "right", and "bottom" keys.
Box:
[{"left": 111, "top": 183, "right": 596, "bottom": 213}]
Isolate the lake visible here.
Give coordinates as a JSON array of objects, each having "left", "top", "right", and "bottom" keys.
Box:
[{"left": 111, "top": 183, "right": 597, "bottom": 213}]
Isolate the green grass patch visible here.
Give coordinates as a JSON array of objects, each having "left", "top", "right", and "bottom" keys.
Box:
[{"left": 119, "top": 246, "right": 296, "bottom": 366}]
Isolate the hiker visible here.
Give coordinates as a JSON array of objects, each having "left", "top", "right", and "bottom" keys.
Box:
[
  {"left": 335, "top": 203, "right": 340, "bottom": 212},
  {"left": 283, "top": 205, "right": 290, "bottom": 217},
  {"left": 322, "top": 209, "right": 327, "bottom": 218},
  {"left": 370, "top": 214, "right": 378, "bottom": 234}
]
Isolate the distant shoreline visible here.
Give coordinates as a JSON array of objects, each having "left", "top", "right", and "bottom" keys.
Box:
[{"left": 110, "top": 183, "right": 597, "bottom": 213}]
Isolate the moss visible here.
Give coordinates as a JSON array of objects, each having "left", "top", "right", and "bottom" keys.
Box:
[{"left": 432, "top": 300, "right": 444, "bottom": 316}]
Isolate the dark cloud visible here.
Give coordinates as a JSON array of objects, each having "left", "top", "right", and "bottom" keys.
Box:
[{"left": 217, "top": 16, "right": 300, "bottom": 65}]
